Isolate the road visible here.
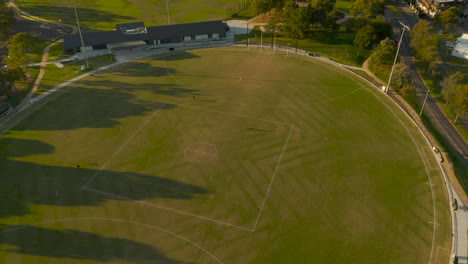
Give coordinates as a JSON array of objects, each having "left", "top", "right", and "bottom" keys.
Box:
[{"left": 385, "top": 1, "right": 468, "bottom": 168}]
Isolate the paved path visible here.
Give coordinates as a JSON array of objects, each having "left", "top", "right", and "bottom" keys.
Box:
[{"left": 7, "top": 0, "right": 77, "bottom": 34}]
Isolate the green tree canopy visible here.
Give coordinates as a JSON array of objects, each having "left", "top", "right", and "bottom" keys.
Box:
[
  {"left": 308, "top": 0, "right": 335, "bottom": 12},
  {"left": 410, "top": 21, "right": 440, "bottom": 70},
  {"left": 350, "top": 0, "right": 384, "bottom": 18},
  {"left": 441, "top": 72, "right": 467, "bottom": 123},
  {"left": 370, "top": 18, "right": 393, "bottom": 42},
  {"left": 354, "top": 25, "right": 378, "bottom": 49},
  {"left": 0, "top": 67, "right": 24, "bottom": 96},
  {"left": 4, "top": 32, "right": 43, "bottom": 68},
  {"left": 368, "top": 38, "right": 396, "bottom": 72},
  {"left": 391, "top": 62, "right": 411, "bottom": 89},
  {"left": 437, "top": 7, "right": 459, "bottom": 32},
  {"left": 251, "top": 0, "right": 271, "bottom": 15}
]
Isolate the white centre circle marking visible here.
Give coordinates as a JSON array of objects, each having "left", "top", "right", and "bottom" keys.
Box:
[{"left": 184, "top": 143, "right": 217, "bottom": 163}]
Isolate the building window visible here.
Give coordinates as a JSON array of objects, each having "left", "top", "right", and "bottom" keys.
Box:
[
  {"left": 191, "top": 35, "right": 196, "bottom": 40},
  {"left": 208, "top": 34, "right": 212, "bottom": 39}
]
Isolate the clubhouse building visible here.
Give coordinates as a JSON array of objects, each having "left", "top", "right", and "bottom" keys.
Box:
[{"left": 63, "top": 20, "right": 229, "bottom": 53}]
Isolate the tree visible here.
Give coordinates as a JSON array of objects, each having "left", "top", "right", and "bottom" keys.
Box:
[
  {"left": 400, "top": 84, "right": 415, "bottom": 97},
  {"left": 282, "top": 2, "right": 313, "bottom": 40},
  {"left": 350, "top": 0, "right": 384, "bottom": 18},
  {"left": 0, "top": 67, "right": 24, "bottom": 96},
  {"left": 0, "top": 0, "right": 16, "bottom": 38},
  {"left": 4, "top": 33, "right": 43, "bottom": 68},
  {"left": 251, "top": 0, "right": 271, "bottom": 15},
  {"left": 391, "top": 63, "right": 411, "bottom": 89},
  {"left": 437, "top": 7, "right": 459, "bottom": 32},
  {"left": 368, "top": 38, "right": 396, "bottom": 72},
  {"left": 370, "top": 18, "right": 393, "bottom": 42},
  {"left": 354, "top": 25, "right": 378, "bottom": 49},
  {"left": 308, "top": 0, "right": 335, "bottom": 12},
  {"left": 441, "top": 72, "right": 467, "bottom": 123},
  {"left": 410, "top": 21, "right": 440, "bottom": 71}
]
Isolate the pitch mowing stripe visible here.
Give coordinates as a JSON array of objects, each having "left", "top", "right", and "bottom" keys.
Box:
[{"left": 0, "top": 218, "right": 224, "bottom": 264}]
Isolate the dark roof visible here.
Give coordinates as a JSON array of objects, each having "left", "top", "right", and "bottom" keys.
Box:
[
  {"left": 64, "top": 20, "right": 227, "bottom": 50},
  {"left": 116, "top": 22, "right": 145, "bottom": 31}
]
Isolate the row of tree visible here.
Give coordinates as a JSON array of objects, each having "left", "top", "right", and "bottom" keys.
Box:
[
  {"left": 254, "top": 0, "right": 390, "bottom": 49},
  {"left": 0, "top": 0, "right": 43, "bottom": 96}
]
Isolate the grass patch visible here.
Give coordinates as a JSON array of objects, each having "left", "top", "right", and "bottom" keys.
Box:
[
  {"left": 47, "top": 43, "right": 64, "bottom": 62},
  {"left": 0, "top": 47, "right": 450, "bottom": 264},
  {"left": 16, "top": 0, "right": 243, "bottom": 30},
  {"left": 37, "top": 55, "right": 115, "bottom": 95},
  {"left": 335, "top": 0, "right": 352, "bottom": 13}
]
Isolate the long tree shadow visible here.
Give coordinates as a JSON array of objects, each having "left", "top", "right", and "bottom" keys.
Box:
[
  {"left": 10, "top": 86, "right": 175, "bottom": 131},
  {"left": 88, "top": 79, "right": 205, "bottom": 98},
  {"left": 0, "top": 225, "right": 189, "bottom": 263},
  {"left": 0, "top": 138, "right": 209, "bottom": 218}
]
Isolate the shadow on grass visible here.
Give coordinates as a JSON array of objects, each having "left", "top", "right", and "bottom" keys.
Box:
[
  {"left": 87, "top": 79, "right": 205, "bottom": 98},
  {"left": 0, "top": 158, "right": 208, "bottom": 211},
  {"left": 0, "top": 225, "right": 185, "bottom": 263}
]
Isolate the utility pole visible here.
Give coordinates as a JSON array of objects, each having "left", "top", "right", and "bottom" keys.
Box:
[
  {"left": 419, "top": 89, "right": 430, "bottom": 116},
  {"left": 260, "top": 32, "right": 263, "bottom": 53},
  {"left": 72, "top": 4, "right": 89, "bottom": 69},
  {"left": 385, "top": 22, "right": 410, "bottom": 94},
  {"left": 246, "top": 23, "right": 249, "bottom": 50}
]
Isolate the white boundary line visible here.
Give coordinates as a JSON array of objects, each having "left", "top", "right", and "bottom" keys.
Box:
[
  {"left": 253, "top": 125, "right": 293, "bottom": 231},
  {"left": 82, "top": 186, "right": 253, "bottom": 232},
  {"left": 361, "top": 87, "right": 437, "bottom": 264},
  {"left": 82, "top": 104, "right": 164, "bottom": 188},
  {"left": 0, "top": 217, "right": 223, "bottom": 264},
  {"left": 420, "top": 147, "right": 440, "bottom": 170},
  {"left": 162, "top": 54, "right": 363, "bottom": 108},
  {"left": 82, "top": 102, "right": 292, "bottom": 232}
]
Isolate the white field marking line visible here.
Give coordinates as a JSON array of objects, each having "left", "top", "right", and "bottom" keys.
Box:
[
  {"left": 81, "top": 101, "right": 289, "bottom": 231},
  {"left": 82, "top": 186, "right": 253, "bottom": 233},
  {"left": 184, "top": 150, "right": 218, "bottom": 163},
  {"left": 435, "top": 246, "right": 450, "bottom": 264},
  {"left": 252, "top": 124, "right": 294, "bottom": 231},
  {"left": 82, "top": 104, "right": 164, "bottom": 188},
  {"left": 420, "top": 147, "right": 440, "bottom": 169},
  {"left": 364, "top": 89, "right": 437, "bottom": 264},
  {"left": 171, "top": 101, "right": 290, "bottom": 126},
  {"left": 185, "top": 148, "right": 216, "bottom": 155},
  {"left": 0, "top": 217, "right": 223, "bottom": 264},
  {"left": 161, "top": 52, "right": 363, "bottom": 108}
]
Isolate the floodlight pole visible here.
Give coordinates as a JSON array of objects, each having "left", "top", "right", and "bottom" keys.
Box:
[
  {"left": 385, "top": 22, "right": 409, "bottom": 94},
  {"left": 72, "top": 4, "right": 89, "bottom": 69}
]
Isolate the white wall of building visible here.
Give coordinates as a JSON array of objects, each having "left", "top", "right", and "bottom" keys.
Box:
[{"left": 195, "top": 34, "right": 208, "bottom": 40}]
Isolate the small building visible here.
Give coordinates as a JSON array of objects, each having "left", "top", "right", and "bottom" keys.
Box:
[
  {"left": 63, "top": 20, "right": 229, "bottom": 53},
  {"left": 451, "top": 33, "right": 468, "bottom": 60}
]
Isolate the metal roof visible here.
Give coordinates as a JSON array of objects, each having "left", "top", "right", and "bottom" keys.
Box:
[
  {"left": 116, "top": 22, "right": 145, "bottom": 31},
  {"left": 63, "top": 20, "right": 228, "bottom": 50}
]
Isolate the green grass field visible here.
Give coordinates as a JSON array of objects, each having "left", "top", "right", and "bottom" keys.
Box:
[
  {"left": 0, "top": 47, "right": 451, "bottom": 263},
  {"left": 16, "top": 0, "right": 241, "bottom": 30}
]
